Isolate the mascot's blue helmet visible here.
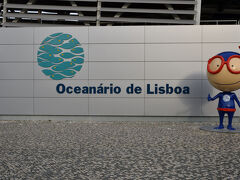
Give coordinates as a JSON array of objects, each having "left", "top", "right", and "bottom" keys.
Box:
[{"left": 217, "top": 51, "right": 240, "bottom": 61}]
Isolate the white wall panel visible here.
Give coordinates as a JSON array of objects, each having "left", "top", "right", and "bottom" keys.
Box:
[
  {"left": 89, "top": 98, "right": 144, "bottom": 115},
  {"left": 202, "top": 43, "right": 240, "bottom": 61},
  {"left": 34, "top": 62, "right": 88, "bottom": 80},
  {"left": 0, "top": 63, "right": 33, "bottom": 79},
  {"left": 202, "top": 25, "right": 240, "bottom": 43},
  {"left": 0, "top": 45, "right": 33, "bottom": 62},
  {"left": 89, "top": 44, "right": 144, "bottom": 61},
  {"left": 202, "top": 62, "right": 208, "bottom": 80},
  {"left": 145, "top": 44, "right": 201, "bottom": 61},
  {"left": 34, "top": 27, "right": 88, "bottom": 44},
  {"left": 0, "top": 28, "right": 33, "bottom": 44},
  {"left": 34, "top": 80, "right": 88, "bottom": 97},
  {"left": 89, "top": 62, "right": 144, "bottom": 80},
  {"left": 0, "top": 80, "right": 33, "bottom": 97},
  {"left": 89, "top": 26, "right": 144, "bottom": 43},
  {"left": 89, "top": 80, "right": 144, "bottom": 97},
  {"left": 145, "top": 62, "right": 201, "bottom": 80},
  {"left": 145, "top": 98, "right": 202, "bottom": 116},
  {"left": 145, "top": 80, "right": 201, "bottom": 98},
  {"left": 0, "top": 98, "right": 33, "bottom": 115},
  {"left": 145, "top": 26, "right": 201, "bottom": 43},
  {"left": 34, "top": 98, "right": 88, "bottom": 115}
]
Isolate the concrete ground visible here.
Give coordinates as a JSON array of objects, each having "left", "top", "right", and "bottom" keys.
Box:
[{"left": 0, "top": 118, "right": 240, "bottom": 179}]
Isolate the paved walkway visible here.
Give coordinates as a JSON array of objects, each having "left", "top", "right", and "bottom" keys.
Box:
[{"left": 0, "top": 120, "right": 240, "bottom": 179}]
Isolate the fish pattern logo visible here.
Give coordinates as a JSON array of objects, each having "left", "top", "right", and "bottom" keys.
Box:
[{"left": 37, "top": 33, "right": 84, "bottom": 80}]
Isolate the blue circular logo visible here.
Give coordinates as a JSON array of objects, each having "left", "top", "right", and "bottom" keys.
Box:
[{"left": 37, "top": 33, "right": 84, "bottom": 80}]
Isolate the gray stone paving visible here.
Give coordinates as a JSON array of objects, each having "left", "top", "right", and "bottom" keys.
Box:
[{"left": 0, "top": 120, "right": 240, "bottom": 179}]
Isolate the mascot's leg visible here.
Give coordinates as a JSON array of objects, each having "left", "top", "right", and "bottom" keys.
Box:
[
  {"left": 227, "top": 112, "right": 235, "bottom": 130},
  {"left": 215, "top": 111, "right": 225, "bottom": 129}
]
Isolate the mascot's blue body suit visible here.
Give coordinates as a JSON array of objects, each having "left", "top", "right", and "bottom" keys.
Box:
[
  {"left": 208, "top": 92, "right": 240, "bottom": 130},
  {"left": 207, "top": 51, "right": 240, "bottom": 130}
]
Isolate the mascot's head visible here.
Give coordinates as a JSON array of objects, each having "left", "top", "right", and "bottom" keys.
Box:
[{"left": 207, "top": 50, "right": 240, "bottom": 91}]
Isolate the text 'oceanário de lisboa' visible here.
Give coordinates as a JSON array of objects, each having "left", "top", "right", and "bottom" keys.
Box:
[{"left": 56, "top": 83, "right": 190, "bottom": 95}]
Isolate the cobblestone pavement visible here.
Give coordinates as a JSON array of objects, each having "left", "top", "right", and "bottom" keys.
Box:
[{"left": 0, "top": 120, "right": 240, "bottom": 179}]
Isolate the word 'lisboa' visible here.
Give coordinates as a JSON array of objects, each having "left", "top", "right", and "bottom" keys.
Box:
[{"left": 56, "top": 83, "right": 190, "bottom": 95}]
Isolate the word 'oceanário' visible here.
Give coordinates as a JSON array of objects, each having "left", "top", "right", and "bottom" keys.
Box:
[{"left": 57, "top": 83, "right": 122, "bottom": 94}]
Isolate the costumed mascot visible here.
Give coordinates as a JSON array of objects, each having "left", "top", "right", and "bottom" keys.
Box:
[{"left": 207, "top": 50, "right": 240, "bottom": 130}]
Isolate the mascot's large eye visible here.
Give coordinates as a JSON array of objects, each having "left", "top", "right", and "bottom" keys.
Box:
[
  {"left": 208, "top": 57, "right": 222, "bottom": 73},
  {"left": 229, "top": 57, "right": 240, "bottom": 73}
]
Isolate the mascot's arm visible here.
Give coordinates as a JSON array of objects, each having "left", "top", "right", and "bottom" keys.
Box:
[
  {"left": 233, "top": 93, "right": 240, "bottom": 107},
  {"left": 208, "top": 93, "right": 220, "bottom": 101}
]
